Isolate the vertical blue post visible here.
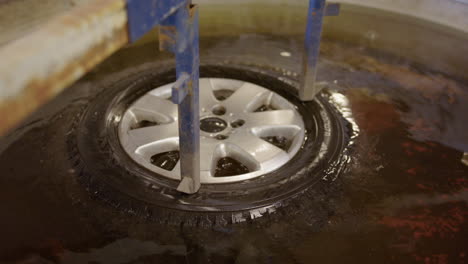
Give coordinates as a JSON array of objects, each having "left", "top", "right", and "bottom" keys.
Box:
[
  {"left": 126, "top": 0, "right": 200, "bottom": 194},
  {"left": 299, "top": 0, "right": 326, "bottom": 101},
  {"left": 172, "top": 5, "right": 200, "bottom": 194}
]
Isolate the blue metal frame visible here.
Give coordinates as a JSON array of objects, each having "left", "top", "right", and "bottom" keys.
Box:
[
  {"left": 126, "top": 0, "right": 200, "bottom": 193},
  {"left": 169, "top": 5, "right": 201, "bottom": 194},
  {"left": 299, "top": 0, "right": 340, "bottom": 101}
]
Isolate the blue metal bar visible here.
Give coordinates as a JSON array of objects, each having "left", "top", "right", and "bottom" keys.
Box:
[
  {"left": 159, "top": 5, "right": 200, "bottom": 194},
  {"left": 171, "top": 72, "right": 190, "bottom": 104},
  {"left": 171, "top": 5, "right": 200, "bottom": 194},
  {"left": 126, "top": 0, "right": 200, "bottom": 193},
  {"left": 299, "top": 0, "right": 340, "bottom": 101}
]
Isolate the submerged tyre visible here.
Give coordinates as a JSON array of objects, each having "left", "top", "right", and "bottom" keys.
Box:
[{"left": 69, "top": 63, "right": 350, "bottom": 226}]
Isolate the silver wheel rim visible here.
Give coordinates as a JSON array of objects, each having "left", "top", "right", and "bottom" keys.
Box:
[{"left": 118, "top": 78, "right": 305, "bottom": 184}]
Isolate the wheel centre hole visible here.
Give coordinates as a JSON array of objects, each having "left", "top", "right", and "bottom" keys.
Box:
[{"left": 200, "top": 117, "right": 227, "bottom": 133}]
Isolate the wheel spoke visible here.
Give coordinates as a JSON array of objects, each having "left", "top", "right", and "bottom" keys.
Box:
[
  {"left": 244, "top": 109, "right": 301, "bottom": 128},
  {"left": 130, "top": 94, "right": 177, "bottom": 118},
  {"left": 123, "top": 122, "right": 179, "bottom": 153},
  {"left": 198, "top": 140, "right": 221, "bottom": 182},
  {"left": 223, "top": 82, "right": 267, "bottom": 112},
  {"left": 172, "top": 160, "right": 181, "bottom": 174},
  {"left": 199, "top": 78, "right": 219, "bottom": 110},
  {"left": 228, "top": 132, "right": 289, "bottom": 166},
  {"left": 200, "top": 140, "right": 219, "bottom": 172}
]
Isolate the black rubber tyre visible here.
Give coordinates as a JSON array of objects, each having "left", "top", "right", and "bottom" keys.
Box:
[{"left": 68, "top": 63, "right": 350, "bottom": 226}]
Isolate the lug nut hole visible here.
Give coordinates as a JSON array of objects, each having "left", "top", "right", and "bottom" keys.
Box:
[
  {"left": 215, "top": 134, "right": 228, "bottom": 140},
  {"left": 212, "top": 105, "right": 226, "bottom": 116},
  {"left": 230, "top": 119, "right": 245, "bottom": 128}
]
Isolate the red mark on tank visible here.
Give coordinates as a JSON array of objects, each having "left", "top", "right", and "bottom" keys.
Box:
[
  {"left": 402, "top": 141, "right": 434, "bottom": 157},
  {"left": 416, "top": 184, "right": 433, "bottom": 191},
  {"left": 380, "top": 206, "right": 466, "bottom": 240},
  {"left": 346, "top": 90, "right": 400, "bottom": 135}
]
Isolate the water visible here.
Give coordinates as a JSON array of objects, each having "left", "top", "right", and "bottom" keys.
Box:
[
  {"left": 215, "top": 157, "right": 250, "bottom": 177},
  {"left": 1, "top": 10, "right": 467, "bottom": 264}
]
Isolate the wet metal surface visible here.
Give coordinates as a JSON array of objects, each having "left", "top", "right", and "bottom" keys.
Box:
[{"left": 0, "top": 13, "right": 467, "bottom": 264}]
